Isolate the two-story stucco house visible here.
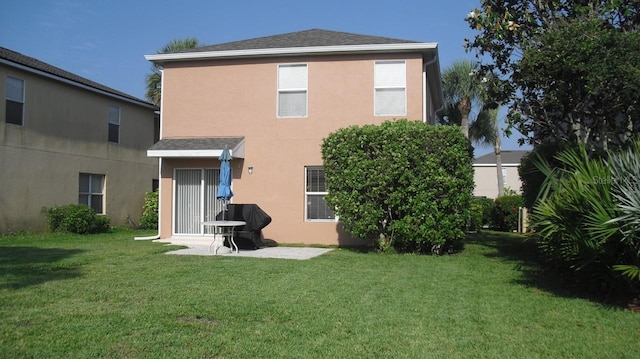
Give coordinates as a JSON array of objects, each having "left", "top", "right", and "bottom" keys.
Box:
[
  {"left": 146, "top": 29, "right": 444, "bottom": 246},
  {"left": 0, "top": 47, "right": 159, "bottom": 233}
]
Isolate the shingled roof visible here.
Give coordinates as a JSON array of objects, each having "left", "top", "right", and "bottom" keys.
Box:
[
  {"left": 0, "top": 47, "right": 154, "bottom": 108},
  {"left": 188, "top": 29, "right": 420, "bottom": 53},
  {"left": 474, "top": 150, "right": 530, "bottom": 165}
]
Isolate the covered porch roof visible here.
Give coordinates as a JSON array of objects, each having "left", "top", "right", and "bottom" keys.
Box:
[{"left": 147, "top": 137, "right": 245, "bottom": 158}]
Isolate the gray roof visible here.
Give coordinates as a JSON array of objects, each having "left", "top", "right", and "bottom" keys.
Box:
[
  {"left": 148, "top": 137, "right": 244, "bottom": 151},
  {"left": 186, "top": 29, "right": 420, "bottom": 53},
  {"left": 474, "top": 150, "right": 530, "bottom": 165},
  {"left": 0, "top": 47, "right": 154, "bottom": 108}
]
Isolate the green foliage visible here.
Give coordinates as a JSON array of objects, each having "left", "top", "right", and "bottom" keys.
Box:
[
  {"left": 469, "top": 197, "right": 494, "bottom": 231},
  {"left": 322, "top": 120, "right": 474, "bottom": 253},
  {"left": 529, "top": 145, "right": 631, "bottom": 294},
  {"left": 43, "top": 204, "right": 110, "bottom": 234},
  {"left": 465, "top": 1, "right": 640, "bottom": 148},
  {"left": 139, "top": 190, "right": 159, "bottom": 230},
  {"left": 608, "top": 141, "right": 640, "bottom": 286},
  {"left": 519, "top": 142, "right": 569, "bottom": 209},
  {"left": 491, "top": 195, "right": 524, "bottom": 231}
]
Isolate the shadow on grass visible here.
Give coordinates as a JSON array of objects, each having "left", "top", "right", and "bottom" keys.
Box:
[
  {"left": 0, "top": 246, "right": 85, "bottom": 290},
  {"left": 466, "top": 231, "right": 584, "bottom": 301}
]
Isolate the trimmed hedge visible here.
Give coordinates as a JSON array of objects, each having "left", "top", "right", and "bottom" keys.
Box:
[
  {"left": 491, "top": 195, "right": 524, "bottom": 231},
  {"left": 322, "top": 119, "right": 474, "bottom": 253},
  {"left": 469, "top": 197, "right": 494, "bottom": 231},
  {"left": 43, "top": 204, "right": 110, "bottom": 234}
]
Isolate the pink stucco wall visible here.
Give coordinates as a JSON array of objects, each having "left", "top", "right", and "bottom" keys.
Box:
[{"left": 159, "top": 53, "right": 431, "bottom": 245}]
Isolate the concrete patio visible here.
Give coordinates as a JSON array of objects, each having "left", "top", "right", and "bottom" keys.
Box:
[{"left": 153, "top": 237, "right": 334, "bottom": 260}]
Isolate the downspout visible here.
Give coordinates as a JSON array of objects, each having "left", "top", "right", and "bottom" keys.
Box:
[
  {"left": 135, "top": 70, "right": 164, "bottom": 241},
  {"left": 423, "top": 56, "right": 444, "bottom": 123}
]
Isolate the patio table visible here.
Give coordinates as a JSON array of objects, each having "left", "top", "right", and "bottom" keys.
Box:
[{"left": 202, "top": 220, "right": 246, "bottom": 254}]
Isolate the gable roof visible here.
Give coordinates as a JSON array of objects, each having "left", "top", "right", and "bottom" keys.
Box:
[
  {"left": 189, "top": 29, "right": 420, "bottom": 53},
  {"left": 473, "top": 150, "right": 530, "bottom": 166},
  {"left": 145, "top": 29, "right": 438, "bottom": 64},
  {"left": 0, "top": 47, "right": 155, "bottom": 109}
]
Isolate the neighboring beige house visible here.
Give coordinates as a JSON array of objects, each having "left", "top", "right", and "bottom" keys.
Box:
[
  {"left": 0, "top": 47, "right": 159, "bottom": 233},
  {"left": 145, "top": 29, "right": 444, "bottom": 246},
  {"left": 473, "top": 150, "right": 529, "bottom": 198}
]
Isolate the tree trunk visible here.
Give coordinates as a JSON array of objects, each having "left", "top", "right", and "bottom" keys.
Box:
[
  {"left": 458, "top": 96, "right": 471, "bottom": 138},
  {"left": 495, "top": 119, "right": 504, "bottom": 197}
]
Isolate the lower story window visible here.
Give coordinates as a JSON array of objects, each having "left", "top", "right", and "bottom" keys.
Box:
[
  {"left": 79, "top": 173, "right": 105, "bottom": 214},
  {"left": 305, "top": 166, "right": 336, "bottom": 221}
]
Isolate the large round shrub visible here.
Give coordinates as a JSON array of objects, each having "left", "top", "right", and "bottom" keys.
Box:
[{"left": 322, "top": 119, "right": 474, "bottom": 253}]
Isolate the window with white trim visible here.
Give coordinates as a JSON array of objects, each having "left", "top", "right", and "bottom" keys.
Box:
[
  {"left": 305, "top": 167, "right": 336, "bottom": 221},
  {"left": 278, "top": 64, "right": 307, "bottom": 118},
  {"left": 374, "top": 61, "right": 406, "bottom": 116},
  {"left": 79, "top": 173, "right": 105, "bottom": 214},
  {"left": 108, "top": 105, "right": 120, "bottom": 143},
  {"left": 5, "top": 76, "right": 25, "bottom": 125}
]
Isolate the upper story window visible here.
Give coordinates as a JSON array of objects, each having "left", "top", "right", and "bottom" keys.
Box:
[
  {"left": 278, "top": 64, "right": 307, "bottom": 118},
  {"left": 305, "top": 166, "right": 336, "bottom": 221},
  {"left": 108, "top": 105, "right": 120, "bottom": 143},
  {"left": 374, "top": 61, "right": 406, "bottom": 116},
  {"left": 5, "top": 76, "right": 25, "bottom": 126}
]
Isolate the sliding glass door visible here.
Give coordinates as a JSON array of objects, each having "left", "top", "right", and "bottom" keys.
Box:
[{"left": 174, "top": 168, "right": 223, "bottom": 235}]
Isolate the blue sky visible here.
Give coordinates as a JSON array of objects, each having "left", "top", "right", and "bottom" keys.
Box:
[{"left": 1, "top": 0, "right": 530, "bottom": 155}]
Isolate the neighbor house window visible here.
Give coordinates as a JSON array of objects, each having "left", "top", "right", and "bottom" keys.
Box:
[
  {"left": 5, "top": 76, "right": 25, "bottom": 125},
  {"left": 79, "top": 173, "right": 105, "bottom": 214},
  {"left": 278, "top": 64, "right": 307, "bottom": 118},
  {"left": 305, "top": 167, "right": 336, "bottom": 221},
  {"left": 374, "top": 61, "right": 406, "bottom": 116},
  {"left": 108, "top": 105, "right": 120, "bottom": 143}
]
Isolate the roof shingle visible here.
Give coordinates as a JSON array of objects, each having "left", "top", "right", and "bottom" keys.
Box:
[
  {"left": 0, "top": 47, "right": 153, "bottom": 107},
  {"left": 186, "top": 29, "right": 420, "bottom": 53}
]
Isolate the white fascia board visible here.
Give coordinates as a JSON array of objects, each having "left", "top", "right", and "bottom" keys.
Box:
[{"left": 145, "top": 43, "right": 438, "bottom": 63}]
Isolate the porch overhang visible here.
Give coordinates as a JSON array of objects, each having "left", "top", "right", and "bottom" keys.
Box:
[{"left": 147, "top": 137, "right": 245, "bottom": 158}]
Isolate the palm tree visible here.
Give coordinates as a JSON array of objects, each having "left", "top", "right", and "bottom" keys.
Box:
[
  {"left": 441, "top": 59, "right": 505, "bottom": 197},
  {"left": 145, "top": 37, "right": 199, "bottom": 107},
  {"left": 442, "top": 59, "right": 484, "bottom": 138},
  {"left": 472, "top": 108, "right": 505, "bottom": 197}
]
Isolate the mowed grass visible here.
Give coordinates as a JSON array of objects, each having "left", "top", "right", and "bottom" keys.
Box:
[{"left": 1, "top": 229, "right": 639, "bottom": 358}]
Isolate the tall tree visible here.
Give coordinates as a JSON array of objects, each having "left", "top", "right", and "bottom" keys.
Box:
[
  {"left": 441, "top": 60, "right": 505, "bottom": 196},
  {"left": 441, "top": 60, "right": 485, "bottom": 138},
  {"left": 145, "top": 37, "right": 199, "bottom": 107},
  {"left": 464, "top": 0, "right": 640, "bottom": 149}
]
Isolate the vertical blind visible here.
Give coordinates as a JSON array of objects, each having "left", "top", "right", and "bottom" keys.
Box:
[{"left": 174, "top": 169, "right": 223, "bottom": 235}]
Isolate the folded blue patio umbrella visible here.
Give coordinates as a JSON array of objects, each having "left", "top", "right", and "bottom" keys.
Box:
[{"left": 216, "top": 145, "right": 233, "bottom": 219}]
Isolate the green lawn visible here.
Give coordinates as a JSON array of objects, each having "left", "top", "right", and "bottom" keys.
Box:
[{"left": 1, "top": 229, "right": 639, "bottom": 358}]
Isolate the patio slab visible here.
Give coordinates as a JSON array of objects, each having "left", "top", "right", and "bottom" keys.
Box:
[{"left": 153, "top": 238, "right": 333, "bottom": 260}]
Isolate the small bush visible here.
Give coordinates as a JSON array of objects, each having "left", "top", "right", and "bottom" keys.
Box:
[
  {"left": 492, "top": 195, "right": 524, "bottom": 231},
  {"left": 43, "top": 204, "right": 110, "bottom": 234},
  {"left": 469, "top": 197, "right": 494, "bottom": 231},
  {"left": 139, "top": 190, "right": 159, "bottom": 230}
]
